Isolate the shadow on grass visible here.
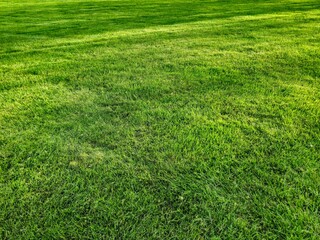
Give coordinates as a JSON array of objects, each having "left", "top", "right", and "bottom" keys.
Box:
[{"left": 1, "top": 0, "right": 319, "bottom": 42}]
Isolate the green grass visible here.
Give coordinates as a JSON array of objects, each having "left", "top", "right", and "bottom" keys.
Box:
[{"left": 1, "top": 0, "right": 320, "bottom": 238}]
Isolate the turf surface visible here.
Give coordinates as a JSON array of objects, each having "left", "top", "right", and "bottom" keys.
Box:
[{"left": 1, "top": 0, "right": 320, "bottom": 238}]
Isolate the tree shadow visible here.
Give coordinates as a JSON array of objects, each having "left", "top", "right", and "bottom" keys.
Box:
[{"left": 1, "top": 0, "right": 319, "bottom": 45}]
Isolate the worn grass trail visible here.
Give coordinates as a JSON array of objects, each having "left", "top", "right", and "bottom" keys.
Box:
[{"left": 1, "top": 0, "right": 320, "bottom": 238}]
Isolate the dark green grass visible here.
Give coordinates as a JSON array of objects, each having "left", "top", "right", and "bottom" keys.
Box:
[{"left": 1, "top": 0, "right": 320, "bottom": 238}]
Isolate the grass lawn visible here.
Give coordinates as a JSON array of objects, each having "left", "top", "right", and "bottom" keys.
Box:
[{"left": 1, "top": 0, "right": 320, "bottom": 238}]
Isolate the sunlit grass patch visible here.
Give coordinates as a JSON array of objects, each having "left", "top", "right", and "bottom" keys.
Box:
[{"left": 1, "top": 0, "right": 320, "bottom": 238}]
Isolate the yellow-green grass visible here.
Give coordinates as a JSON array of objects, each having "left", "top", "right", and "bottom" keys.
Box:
[{"left": 1, "top": 0, "right": 320, "bottom": 238}]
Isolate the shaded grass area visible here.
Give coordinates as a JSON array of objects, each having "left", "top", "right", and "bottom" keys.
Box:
[{"left": 1, "top": 0, "right": 320, "bottom": 238}]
